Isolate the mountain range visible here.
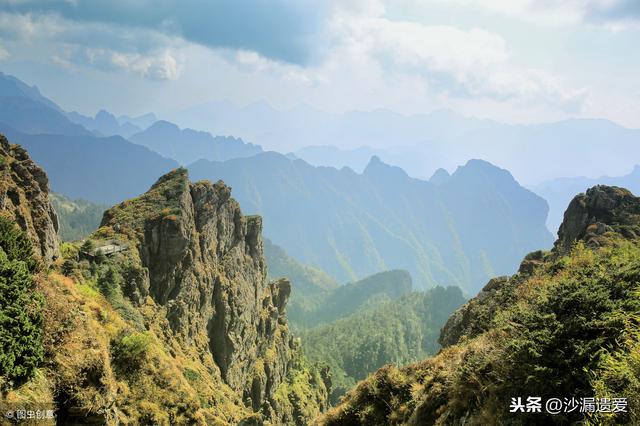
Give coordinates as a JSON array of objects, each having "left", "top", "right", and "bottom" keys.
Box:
[
  {"left": 170, "top": 101, "right": 640, "bottom": 185},
  {"left": 66, "top": 109, "right": 150, "bottom": 138},
  {"left": 189, "top": 153, "right": 553, "bottom": 293},
  {"left": 0, "top": 125, "right": 179, "bottom": 205},
  {"left": 0, "top": 72, "right": 263, "bottom": 205},
  {"left": 130, "top": 120, "right": 262, "bottom": 165}
]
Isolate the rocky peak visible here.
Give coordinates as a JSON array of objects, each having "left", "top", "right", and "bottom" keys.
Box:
[
  {"left": 0, "top": 134, "right": 59, "bottom": 262},
  {"left": 450, "top": 159, "right": 515, "bottom": 184},
  {"left": 363, "top": 155, "right": 410, "bottom": 182},
  {"left": 143, "top": 119, "right": 181, "bottom": 135},
  {"left": 99, "top": 168, "right": 311, "bottom": 420},
  {"left": 429, "top": 168, "right": 450, "bottom": 184},
  {"left": 555, "top": 185, "right": 640, "bottom": 253}
]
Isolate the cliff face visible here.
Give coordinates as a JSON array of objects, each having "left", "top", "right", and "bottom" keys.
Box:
[
  {"left": 0, "top": 133, "right": 59, "bottom": 262},
  {"left": 98, "top": 168, "right": 327, "bottom": 423},
  {"left": 320, "top": 185, "right": 640, "bottom": 425}
]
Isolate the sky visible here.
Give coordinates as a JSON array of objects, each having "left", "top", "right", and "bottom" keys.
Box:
[{"left": 0, "top": 0, "right": 639, "bottom": 128}]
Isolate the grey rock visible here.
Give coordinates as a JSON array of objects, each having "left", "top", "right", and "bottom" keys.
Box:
[{"left": 0, "top": 134, "right": 59, "bottom": 262}]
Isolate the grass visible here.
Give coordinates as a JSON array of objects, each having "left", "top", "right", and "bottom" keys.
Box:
[{"left": 98, "top": 168, "right": 189, "bottom": 238}]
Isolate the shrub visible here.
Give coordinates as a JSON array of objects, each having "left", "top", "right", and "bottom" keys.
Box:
[
  {"left": 59, "top": 242, "right": 79, "bottom": 260},
  {"left": 61, "top": 259, "right": 75, "bottom": 277},
  {"left": 95, "top": 251, "right": 107, "bottom": 264},
  {"left": 183, "top": 368, "right": 200, "bottom": 383},
  {"left": 112, "top": 332, "right": 150, "bottom": 372},
  {"left": 97, "top": 266, "right": 120, "bottom": 298}
]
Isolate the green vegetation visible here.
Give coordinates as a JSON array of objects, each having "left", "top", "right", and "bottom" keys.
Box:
[
  {"left": 112, "top": 332, "right": 151, "bottom": 372},
  {"left": 296, "top": 270, "right": 413, "bottom": 329},
  {"left": 320, "top": 239, "right": 640, "bottom": 425},
  {"left": 302, "top": 286, "right": 465, "bottom": 403},
  {"left": 99, "top": 167, "right": 188, "bottom": 237},
  {"left": 98, "top": 266, "right": 121, "bottom": 298},
  {"left": 273, "top": 351, "right": 330, "bottom": 424},
  {"left": 265, "top": 241, "right": 415, "bottom": 330},
  {"left": 79, "top": 238, "right": 94, "bottom": 254},
  {"left": 0, "top": 217, "right": 42, "bottom": 389},
  {"left": 50, "top": 193, "right": 107, "bottom": 241},
  {"left": 0, "top": 215, "right": 38, "bottom": 272},
  {"left": 266, "top": 241, "right": 467, "bottom": 403}
]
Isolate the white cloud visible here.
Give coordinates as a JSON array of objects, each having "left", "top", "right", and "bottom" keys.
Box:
[
  {"left": 52, "top": 46, "right": 184, "bottom": 80},
  {"left": 0, "top": 12, "right": 64, "bottom": 40},
  {"left": 0, "top": 45, "right": 8, "bottom": 61},
  {"left": 204, "top": 7, "right": 587, "bottom": 118},
  {"left": 0, "top": 12, "right": 184, "bottom": 79},
  {"left": 414, "top": 0, "right": 640, "bottom": 29},
  {"left": 315, "top": 14, "right": 587, "bottom": 110},
  {"left": 0, "top": 2, "right": 620, "bottom": 124}
]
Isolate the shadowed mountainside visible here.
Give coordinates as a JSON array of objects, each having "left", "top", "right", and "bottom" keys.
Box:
[{"left": 190, "top": 152, "right": 553, "bottom": 293}]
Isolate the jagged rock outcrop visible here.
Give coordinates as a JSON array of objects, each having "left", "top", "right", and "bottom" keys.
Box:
[
  {"left": 555, "top": 185, "right": 640, "bottom": 253},
  {"left": 98, "top": 168, "right": 326, "bottom": 423},
  {"left": 0, "top": 133, "right": 59, "bottom": 261}
]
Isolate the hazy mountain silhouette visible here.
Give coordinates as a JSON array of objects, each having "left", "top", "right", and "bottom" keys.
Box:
[
  {"left": 173, "top": 101, "right": 640, "bottom": 185},
  {"left": 0, "top": 124, "right": 177, "bottom": 205},
  {"left": 189, "top": 153, "right": 552, "bottom": 293},
  {"left": 66, "top": 109, "right": 143, "bottom": 138},
  {"left": 130, "top": 120, "right": 262, "bottom": 165},
  {"left": 0, "top": 72, "right": 92, "bottom": 136}
]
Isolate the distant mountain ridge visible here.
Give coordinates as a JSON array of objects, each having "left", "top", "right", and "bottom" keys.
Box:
[
  {"left": 189, "top": 152, "right": 553, "bottom": 293},
  {"left": 130, "top": 120, "right": 262, "bottom": 165},
  {"left": 0, "top": 71, "right": 64, "bottom": 112},
  {"left": 0, "top": 72, "right": 263, "bottom": 206},
  {"left": 172, "top": 101, "right": 640, "bottom": 185},
  {"left": 66, "top": 109, "right": 144, "bottom": 138},
  {"left": 0, "top": 125, "right": 178, "bottom": 205}
]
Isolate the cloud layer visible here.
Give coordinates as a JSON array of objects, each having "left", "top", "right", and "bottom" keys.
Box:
[
  {"left": 0, "top": 0, "right": 330, "bottom": 64},
  {"left": 0, "top": 0, "right": 636, "bottom": 127}
]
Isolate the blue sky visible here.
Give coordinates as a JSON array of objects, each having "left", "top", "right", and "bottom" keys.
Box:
[{"left": 0, "top": 0, "right": 638, "bottom": 127}]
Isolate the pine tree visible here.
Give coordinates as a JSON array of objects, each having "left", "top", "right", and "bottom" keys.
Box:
[
  {"left": 0, "top": 217, "right": 37, "bottom": 272},
  {"left": 0, "top": 218, "right": 43, "bottom": 389},
  {"left": 98, "top": 266, "right": 120, "bottom": 298}
]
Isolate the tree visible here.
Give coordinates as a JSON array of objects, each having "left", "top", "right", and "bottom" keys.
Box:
[
  {"left": 0, "top": 218, "right": 43, "bottom": 389},
  {"left": 0, "top": 216, "right": 37, "bottom": 272},
  {"left": 80, "top": 239, "right": 95, "bottom": 254},
  {"left": 98, "top": 266, "right": 120, "bottom": 298}
]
